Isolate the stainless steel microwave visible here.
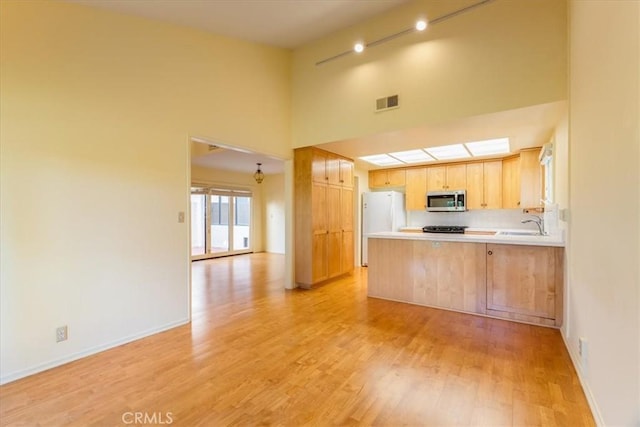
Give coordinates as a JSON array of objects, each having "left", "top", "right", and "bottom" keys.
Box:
[{"left": 426, "top": 190, "right": 467, "bottom": 212}]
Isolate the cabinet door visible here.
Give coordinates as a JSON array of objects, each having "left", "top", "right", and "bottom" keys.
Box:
[
  {"left": 483, "top": 160, "right": 503, "bottom": 209},
  {"left": 369, "top": 170, "right": 388, "bottom": 188},
  {"left": 405, "top": 168, "right": 427, "bottom": 210},
  {"left": 312, "top": 232, "right": 328, "bottom": 283},
  {"left": 427, "top": 166, "right": 446, "bottom": 191},
  {"left": 486, "top": 244, "right": 556, "bottom": 319},
  {"left": 341, "top": 230, "right": 354, "bottom": 274},
  {"left": 312, "top": 150, "right": 327, "bottom": 184},
  {"left": 311, "top": 184, "right": 326, "bottom": 232},
  {"left": 327, "top": 231, "right": 342, "bottom": 278},
  {"left": 465, "top": 163, "right": 484, "bottom": 209},
  {"left": 502, "top": 156, "right": 521, "bottom": 208},
  {"left": 339, "top": 160, "right": 354, "bottom": 187},
  {"left": 325, "top": 154, "right": 341, "bottom": 186},
  {"left": 341, "top": 188, "right": 353, "bottom": 232},
  {"left": 446, "top": 164, "right": 467, "bottom": 190},
  {"left": 387, "top": 169, "right": 406, "bottom": 186},
  {"left": 520, "top": 149, "right": 542, "bottom": 208}
]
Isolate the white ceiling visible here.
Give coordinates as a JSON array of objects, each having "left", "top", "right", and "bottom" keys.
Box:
[
  {"left": 191, "top": 141, "right": 285, "bottom": 175},
  {"left": 69, "top": 0, "right": 409, "bottom": 49}
]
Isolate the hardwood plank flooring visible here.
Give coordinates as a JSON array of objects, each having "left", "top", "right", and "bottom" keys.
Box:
[{"left": 0, "top": 253, "right": 594, "bottom": 426}]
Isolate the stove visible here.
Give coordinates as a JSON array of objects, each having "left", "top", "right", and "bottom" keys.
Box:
[{"left": 422, "top": 225, "right": 468, "bottom": 234}]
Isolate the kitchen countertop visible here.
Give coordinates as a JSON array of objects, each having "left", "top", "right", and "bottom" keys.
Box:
[{"left": 369, "top": 227, "right": 565, "bottom": 247}]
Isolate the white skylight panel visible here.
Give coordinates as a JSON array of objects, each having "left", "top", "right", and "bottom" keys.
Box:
[
  {"left": 388, "top": 149, "right": 434, "bottom": 164},
  {"left": 359, "top": 154, "right": 404, "bottom": 166},
  {"left": 424, "top": 144, "right": 471, "bottom": 160},
  {"left": 465, "top": 137, "right": 510, "bottom": 157}
]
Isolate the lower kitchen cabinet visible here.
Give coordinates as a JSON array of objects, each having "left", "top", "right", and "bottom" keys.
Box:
[
  {"left": 367, "top": 237, "right": 564, "bottom": 327},
  {"left": 486, "top": 243, "right": 563, "bottom": 326}
]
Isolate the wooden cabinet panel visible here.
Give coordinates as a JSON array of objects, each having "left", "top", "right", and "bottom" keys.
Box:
[
  {"left": 427, "top": 164, "right": 466, "bottom": 191},
  {"left": 369, "top": 169, "right": 406, "bottom": 188},
  {"left": 368, "top": 239, "right": 487, "bottom": 314},
  {"left": 520, "top": 149, "right": 542, "bottom": 208},
  {"left": 502, "top": 156, "right": 521, "bottom": 208},
  {"left": 483, "top": 160, "right": 503, "bottom": 209},
  {"left": 311, "top": 184, "right": 326, "bottom": 232},
  {"left": 339, "top": 160, "right": 354, "bottom": 187},
  {"left": 312, "top": 233, "right": 328, "bottom": 283},
  {"left": 427, "top": 166, "right": 446, "bottom": 191},
  {"left": 405, "top": 168, "right": 427, "bottom": 210},
  {"left": 465, "top": 163, "right": 484, "bottom": 209},
  {"left": 465, "top": 161, "right": 502, "bottom": 209},
  {"left": 325, "top": 154, "right": 341, "bottom": 186},
  {"left": 312, "top": 150, "right": 328, "bottom": 184},
  {"left": 486, "top": 244, "right": 560, "bottom": 321},
  {"left": 446, "top": 164, "right": 467, "bottom": 190},
  {"left": 295, "top": 147, "right": 355, "bottom": 288}
]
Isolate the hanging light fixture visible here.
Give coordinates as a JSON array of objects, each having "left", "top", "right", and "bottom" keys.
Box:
[{"left": 253, "top": 163, "right": 264, "bottom": 184}]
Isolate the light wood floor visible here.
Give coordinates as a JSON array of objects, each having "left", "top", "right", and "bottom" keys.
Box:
[{"left": 0, "top": 253, "right": 594, "bottom": 426}]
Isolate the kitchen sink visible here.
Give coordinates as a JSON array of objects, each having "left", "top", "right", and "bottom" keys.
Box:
[{"left": 496, "top": 230, "right": 540, "bottom": 236}]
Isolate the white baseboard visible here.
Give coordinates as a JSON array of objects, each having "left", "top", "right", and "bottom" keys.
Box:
[
  {"left": 560, "top": 330, "right": 605, "bottom": 426},
  {"left": 0, "top": 318, "right": 190, "bottom": 385}
]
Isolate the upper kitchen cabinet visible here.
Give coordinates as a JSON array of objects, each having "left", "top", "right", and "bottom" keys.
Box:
[
  {"left": 405, "top": 168, "right": 428, "bottom": 210},
  {"left": 519, "top": 148, "right": 543, "bottom": 208},
  {"left": 502, "top": 155, "right": 521, "bottom": 208},
  {"left": 466, "top": 161, "right": 503, "bottom": 209},
  {"left": 427, "top": 164, "right": 466, "bottom": 191},
  {"left": 502, "top": 148, "right": 542, "bottom": 209},
  {"left": 369, "top": 168, "right": 406, "bottom": 189},
  {"left": 312, "top": 149, "right": 353, "bottom": 187}
]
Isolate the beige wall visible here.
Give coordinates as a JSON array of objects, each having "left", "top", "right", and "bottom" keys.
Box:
[
  {"left": 0, "top": 1, "right": 291, "bottom": 383},
  {"left": 567, "top": 1, "right": 639, "bottom": 425},
  {"left": 292, "top": 0, "right": 567, "bottom": 147},
  {"left": 262, "top": 173, "right": 286, "bottom": 254}
]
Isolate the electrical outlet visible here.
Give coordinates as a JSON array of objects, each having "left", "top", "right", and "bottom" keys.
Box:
[
  {"left": 56, "top": 325, "right": 68, "bottom": 343},
  {"left": 578, "top": 337, "right": 588, "bottom": 366}
]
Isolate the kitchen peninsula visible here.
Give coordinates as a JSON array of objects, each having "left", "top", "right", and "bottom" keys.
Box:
[{"left": 367, "top": 230, "right": 564, "bottom": 327}]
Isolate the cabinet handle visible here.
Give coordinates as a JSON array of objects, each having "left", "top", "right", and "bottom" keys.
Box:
[{"left": 488, "top": 250, "right": 493, "bottom": 255}]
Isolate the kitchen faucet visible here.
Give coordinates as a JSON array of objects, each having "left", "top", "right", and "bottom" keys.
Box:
[{"left": 521, "top": 214, "right": 545, "bottom": 235}]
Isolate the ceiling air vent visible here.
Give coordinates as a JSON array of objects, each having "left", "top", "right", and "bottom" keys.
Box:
[{"left": 375, "top": 94, "right": 399, "bottom": 112}]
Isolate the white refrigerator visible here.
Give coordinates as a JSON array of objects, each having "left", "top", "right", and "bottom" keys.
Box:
[{"left": 362, "top": 191, "right": 406, "bottom": 266}]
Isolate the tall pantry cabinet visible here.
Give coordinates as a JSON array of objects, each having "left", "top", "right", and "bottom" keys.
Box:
[{"left": 294, "top": 147, "right": 354, "bottom": 288}]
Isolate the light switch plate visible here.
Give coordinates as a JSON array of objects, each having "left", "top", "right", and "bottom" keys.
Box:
[{"left": 178, "top": 212, "right": 185, "bottom": 223}]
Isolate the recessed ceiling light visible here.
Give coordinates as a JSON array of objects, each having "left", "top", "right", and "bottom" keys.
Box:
[
  {"left": 464, "top": 137, "right": 510, "bottom": 157},
  {"left": 360, "top": 154, "right": 403, "bottom": 166},
  {"left": 389, "top": 149, "right": 434, "bottom": 163},
  {"left": 354, "top": 42, "right": 365, "bottom": 53},
  {"left": 424, "top": 144, "right": 471, "bottom": 160},
  {"left": 416, "top": 20, "right": 428, "bottom": 31}
]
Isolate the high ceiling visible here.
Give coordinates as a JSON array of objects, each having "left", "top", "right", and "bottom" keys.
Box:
[
  {"left": 68, "top": 0, "right": 566, "bottom": 176},
  {"left": 68, "top": 0, "right": 409, "bottom": 49}
]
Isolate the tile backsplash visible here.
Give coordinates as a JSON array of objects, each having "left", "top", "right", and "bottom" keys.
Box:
[{"left": 407, "top": 208, "right": 559, "bottom": 234}]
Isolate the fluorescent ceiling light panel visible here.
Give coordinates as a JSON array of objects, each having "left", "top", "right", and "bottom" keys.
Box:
[
  {"left": 465, "top": 137, "right": 510, "bottom": 157},
  {"left": 389, "top": 149, "right": 435, "bottom": 163},
  {"left": 359, "top": 154, "right": 404, "bottom": 166},
  {"left": 425, "top": 144, "right": 471, "bottom": 160}
]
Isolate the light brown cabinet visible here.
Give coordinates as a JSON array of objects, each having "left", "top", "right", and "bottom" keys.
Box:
[
  {"left": 405, "top": 168, "right": 427, "bottom": 210},
  {"left": 519, "top": 148, "right": 543, "bottom": 208},
  {"left": 367, "top": 237, "right": 564, "bottom": 327},
  {"left": 486, "top": 243, "right": 563, "bottom": 326},
  {"left": 369, "top": 168, "right": 406, "bottom": 188},
  {"left": 466, "top": 160, "right": 503, "bottom": 209},
  {"left": 502, "top": 155, "right": 521, "bottom": 208},
  {"left": 501, "top": 149, "right": 542, "bottom": 209},
  {"left": 427, "top": 164, "right": 466, "bottom": 191},
  {"left": 313, "top": 150, "right": 353, "bottom": 187},
  {"left": 295, "top": 147, "right": 355, "bottom": 288}
]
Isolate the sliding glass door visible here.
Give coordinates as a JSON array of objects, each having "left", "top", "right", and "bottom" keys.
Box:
[{"left": 191, "top": 187, "right": 252, "bottom": 260}]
